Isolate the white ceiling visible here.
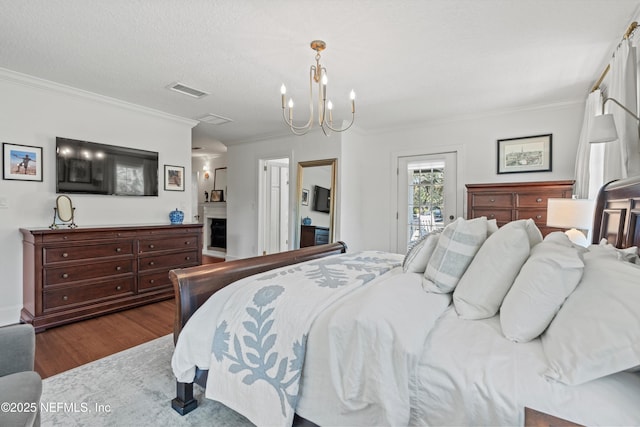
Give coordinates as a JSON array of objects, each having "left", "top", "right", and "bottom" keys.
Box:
[{"left": 2, "top": 0, "right": 640, "bottom": 156}]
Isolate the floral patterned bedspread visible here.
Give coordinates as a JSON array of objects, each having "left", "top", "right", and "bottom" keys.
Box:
[{"left": 204, "top": 251, "right": 402, "bottom": 427}]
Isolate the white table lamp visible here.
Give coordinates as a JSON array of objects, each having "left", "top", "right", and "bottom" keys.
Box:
[{"left": 546, "top": 198, "right": 594, "bottom": 247}]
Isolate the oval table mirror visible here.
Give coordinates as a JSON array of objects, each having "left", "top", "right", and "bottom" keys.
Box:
[
  {"left": 296, "top": 159, "right": 337, "bottom": 248},
  {"left": 50, "top": 195, "right": 77, "bottom": 229}
]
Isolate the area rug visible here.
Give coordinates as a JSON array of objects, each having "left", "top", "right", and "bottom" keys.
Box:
[{"left": 41, "top": 334, "right": 252, "bottom": 426}]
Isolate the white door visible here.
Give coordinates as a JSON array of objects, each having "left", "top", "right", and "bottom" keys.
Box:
[
  {"left": 260, "top": 158, "right": 290, "bottom": 255},
  {"left": 397, "top": 152, "right": 457, "bottom": 252}
]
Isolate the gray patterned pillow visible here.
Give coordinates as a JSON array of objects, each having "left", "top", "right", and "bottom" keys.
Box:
[{"left": 423, "top": 217, "right": 488, "bottom": 293}]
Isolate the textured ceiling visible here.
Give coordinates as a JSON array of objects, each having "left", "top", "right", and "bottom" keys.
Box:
[{"left": 1, "top": 0, "right": 640, "bottom": 155}]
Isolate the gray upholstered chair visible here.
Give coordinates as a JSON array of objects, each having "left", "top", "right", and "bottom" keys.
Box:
[{"left": 0, "top": 324, "right": 41, "bottom": 427}]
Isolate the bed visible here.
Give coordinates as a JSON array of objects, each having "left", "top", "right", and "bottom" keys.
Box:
[{"left": 170, "top": 176, "right": 640, "bottom": 426}]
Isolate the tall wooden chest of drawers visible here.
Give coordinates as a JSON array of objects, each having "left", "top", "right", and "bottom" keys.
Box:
[
  {"left": 466, "top": 180, "right": 575, "bottom": 236},
  {"left": 20, "top": 224, "right": 202, "bottom": 331}
]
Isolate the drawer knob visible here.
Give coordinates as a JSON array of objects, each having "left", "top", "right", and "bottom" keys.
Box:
[
  {"left": 536, "top": 215, "right": 542, "bottom": 219},
  {"left": 149, "top": 261, "right": 155, "bottom": 266},
  {"left": 116, "top": 247, "right": 122, "bottom": 253},
  {"left": 489, "top": 214, "right": 495, "bottom": 218},
  {"left": 63, "top": 236, "right": 68, "bottom": 240},
  {"left": 185, "top": 241, "right": 191, "bottom": 245},
  {"left": 490, "top": 198, "right": 495, "bottom": 202},
  {"left": 62, "top": 295, "right": 68, "bottom": 301},
  {"left": 62, "top": 273, "right": 69, "bottom": 279},
  {"left": 149, "top": 244, "right": 155, "bottom": 249},
  {"left": 116, "top": 266, "right": 122, "bottom": 271},
  {"left": 62, "top": 252, "right": 69, "bottom": 258},
  {"left": 116, "top": 285, "right": 122, "bottom": 291},
  {"left": 536, "top": 198, "right": 543, "bottom": 203},
  {"left": 185, "top": 256, "right": 191, "bottom": 260},
  {"left": 149, "top": 279, "right": 155, "bottom": 284}
]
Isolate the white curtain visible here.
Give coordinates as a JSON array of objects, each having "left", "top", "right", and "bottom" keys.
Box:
[
  {"left": 604, "top": 38, "right": 640, "bottom": 181},
  {"left": 573, "top": 89, "right": 603, "bottom": 198}
]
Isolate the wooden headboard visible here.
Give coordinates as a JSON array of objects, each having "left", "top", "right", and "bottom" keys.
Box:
[{"left": 592, "top": 175, "right": 640, "bottom": 249}]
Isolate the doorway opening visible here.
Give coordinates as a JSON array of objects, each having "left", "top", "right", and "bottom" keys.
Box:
[{"left": 258, "top": 157, "right": 290, "bottom": 255}]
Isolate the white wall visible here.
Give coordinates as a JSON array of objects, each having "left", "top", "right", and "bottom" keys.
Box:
[
  {"left": 227, "top": 101, "right": 584, "bottom": 260},
  {"left": 0, "top": 69, "right": 196, "bottom": 326},
  {"left": 226, "top": 131, "right": 340, "bottom": 260},
  {"left": 341, "top": 102, "right": 584, "bottom": 253}
]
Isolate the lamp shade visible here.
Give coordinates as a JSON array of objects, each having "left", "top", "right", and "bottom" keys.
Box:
[
  {"left": 589, "top": 113, "right": 618, "bottom": 143},
  {"left": 546, "top": 198, "right": 594, "bottom": 229}
]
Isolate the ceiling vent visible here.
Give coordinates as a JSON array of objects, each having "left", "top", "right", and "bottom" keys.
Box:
[
  {"left": 167, "top": 82, "right": 209, "bottom": 98},
  {"left": 197, "top": 113, "right": 233, "bottom": 126}
]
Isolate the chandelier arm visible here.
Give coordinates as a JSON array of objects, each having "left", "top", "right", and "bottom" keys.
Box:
[{"left": 321, "top": 113, "right": 356, "bottom": 133}]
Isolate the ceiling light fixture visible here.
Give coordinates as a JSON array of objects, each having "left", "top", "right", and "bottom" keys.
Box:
[{"left": 280, "top": 40, "right": 355, "bottom": 136}]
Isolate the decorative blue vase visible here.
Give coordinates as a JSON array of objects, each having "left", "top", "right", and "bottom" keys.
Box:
[
  {"left": 169, "top": 208, "right": 184, "bottom": 225},
  {"left": 302, "top": 216, "right": 312, "bottom": 226}
]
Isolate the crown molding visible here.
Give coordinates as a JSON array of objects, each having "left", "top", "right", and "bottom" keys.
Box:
[{"left": 0, "top": 67, "right": 199, "bottom": 128}]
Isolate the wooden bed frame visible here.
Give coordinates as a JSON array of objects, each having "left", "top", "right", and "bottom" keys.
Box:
[{"left": 169, "top": 175, "right": 640, "bottom": 419}]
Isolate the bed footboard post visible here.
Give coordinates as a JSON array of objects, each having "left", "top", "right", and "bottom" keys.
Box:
[{"left": 171, "top": 381, "right": 198, "bottom": 415}]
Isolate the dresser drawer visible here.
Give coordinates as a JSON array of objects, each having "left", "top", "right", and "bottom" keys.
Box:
[
  {"left": 138, "top": 251, "right": 199, "bottom": 272},
  {"left": 138, "top": 271, "right": 172, "bottom": 291},
  {"left": 471, "top": 193, "right": 514, "bottom": 207},
  {"left": 45, "top": 260, "right": 134, "bottom": 285},
  {"left": 516, "top": 208, "right": 547, "bottom": 224},
  {"left": 516, "top": 191, "right": 566, "bottom": 208},
  {"left": 469, "top": 209, "right": 512, "bottom": 224},
  {"left": 44, "top": 242, "right": 134, "bottom": 264},
  {"left": 138, "top": 236, "right": 199, "bottom": 254},
  {"left": 43, "top": 278, "right": 135, "bottom": 310},
  {"left": 42, "top": 230, "right": 137, "bottom": 243}
]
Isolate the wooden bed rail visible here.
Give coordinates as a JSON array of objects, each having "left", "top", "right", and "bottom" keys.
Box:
[{"left": 170, "top": 241, "right": 348, "bottom": 343}]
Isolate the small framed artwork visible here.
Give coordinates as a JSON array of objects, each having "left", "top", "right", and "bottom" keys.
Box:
[
  {"left": 67, "top": 158, "right": 92, "bottom": 183},
  {"left": 3, "top": 143, "right": 43, "bottom": 181},
  {"left": 301, "top": 188, "right": 310, "bottom": 206},
  {"left": 164, "top": 164, "right": 185, "bottom": 191},
  {"left": 211, "top": 189, "right": 224, "bottom": 202},
  {"left": 497, "top": 134, "right": 552, "bottom": 174}
]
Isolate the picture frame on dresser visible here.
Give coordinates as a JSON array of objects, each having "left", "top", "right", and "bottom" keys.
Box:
[
  {"left": 497, "top": 134, "right": 552, "bottom": 174},
  {"left": 2, "top": 142, "right": 43, "bottom": 181},
  {"left": 164, "top": 164, "right": 185, "bottom": 191}
]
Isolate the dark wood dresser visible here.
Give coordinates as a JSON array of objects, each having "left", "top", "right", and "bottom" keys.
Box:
[
  {"left": 466, "top": 180, "right": 574, "bottom": 236},
  {"left": 20, "top": 223, "right": 202, "bottom": 332},
  {"left": 300, "top": 225, "right": 330, "bottom": 247}
]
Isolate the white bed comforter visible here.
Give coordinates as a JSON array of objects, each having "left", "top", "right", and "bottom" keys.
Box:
[{"left": 173, "top": 253, "right": 640, "bottom": 426}]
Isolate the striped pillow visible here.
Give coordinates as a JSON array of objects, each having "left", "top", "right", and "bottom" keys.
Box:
[{"left": 423, "top": 217, "right": 488, "bottom": 293}]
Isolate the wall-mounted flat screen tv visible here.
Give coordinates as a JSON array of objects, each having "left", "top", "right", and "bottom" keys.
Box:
[
  {"left": 56, "top": 137, "right": 159, "bottom": 196},
  {"left": 312, "top": 185, "right": 331, "bottom": 213}
]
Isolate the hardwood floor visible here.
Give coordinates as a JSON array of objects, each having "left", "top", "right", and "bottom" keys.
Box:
[
  {"left": 35, "top": 299, "right": 175, "bottom": 379},
  {"left": 35, "top": 255, "right": 224, "bottom": 379}
]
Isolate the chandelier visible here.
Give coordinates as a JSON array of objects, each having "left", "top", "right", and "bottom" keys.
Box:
[{"left": 280, "top": 40, "right": 355, "bottom": 136}]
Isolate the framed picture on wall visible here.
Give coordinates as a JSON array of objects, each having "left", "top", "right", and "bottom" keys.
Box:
[
  {"left": 211, "top": 189, "right": 223, "bottom": 202},
  {"left": 497, "top": 134, "right": 552, "bottom": 174},
  {"left": 2, "top": 143, "right": 43, "bottom": 181},
  {"left": 164, "top": 164, "right": 185, "bottom": 191},
  {"left": 301, "top": 188, "right": 310, "bottom": 206}
]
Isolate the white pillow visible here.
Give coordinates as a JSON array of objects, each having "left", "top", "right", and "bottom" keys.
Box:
[
  {"left": 542, "top": 254, "right": 640, "bottom": 385},
  {"left": 453, "top": 221, "right": 530, "bottom": 319},
  {"left": 500, "top": 237, "right": 584, "bottom": 342},
  {"left": 423, "top": 217, "right": 488, "bottom": 293},
  {"left": 592, "top": 238, "right": 640, "bottom": 263},
  {"left": 487, "top": 219, "right": 499, "bottom": 236},
  {"left": 402, "top": 230, "right": 441, "bottom": 273},
  {"left": 508, "top": 218, "right": 543, "bottom": 248}
]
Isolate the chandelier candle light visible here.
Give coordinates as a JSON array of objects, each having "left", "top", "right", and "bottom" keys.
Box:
[{"left": 280, "top": 40, "right": 355, "bottom": 136}]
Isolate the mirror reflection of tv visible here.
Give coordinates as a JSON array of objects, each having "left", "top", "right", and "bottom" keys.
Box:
[
  {"left": 56, "top": 137, "right": 159, "bottom": 196},
  {"left": 312, "top": 185, "right": 331, "bottom": 213}
]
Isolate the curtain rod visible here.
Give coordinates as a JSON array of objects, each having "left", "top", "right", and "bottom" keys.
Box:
[{"left": 590, "top": 21, "right": 638, "bottom": 92}]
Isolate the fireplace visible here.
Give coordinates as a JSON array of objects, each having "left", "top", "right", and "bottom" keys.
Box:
[{"left": 210, "top": 218, "right": 227, "bottom": 249}]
